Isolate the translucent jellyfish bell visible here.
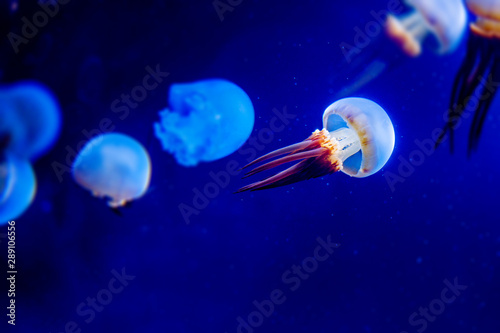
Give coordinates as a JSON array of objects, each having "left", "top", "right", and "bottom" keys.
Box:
[
  {"left": 0, "top": 153, "right": 36, "bottom": 224},
  {"left": 154, "top": 79, "right": 255, "bottom": 166},
  {"left": 386, "top": 0, "right": 468, "bottom": 57},
  {"left": 72, "top": 133, "right": 152, "bottom": 208},
  {"left": 237, "top": 98, "right": 395, "bottom": 192},
  {"left": 333, "top": 0, "right": 468, "bottom": 99},
  {"left": 0, "top": 81, "right": 61, "bottom": 160},
  {"left": 322, "top": 98, "right": 395, "bottom": 177}
]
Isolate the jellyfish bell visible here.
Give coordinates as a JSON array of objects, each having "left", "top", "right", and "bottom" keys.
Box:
[
  {"left": 322, "top": 98, "right": 395, "bottom": 177},
  {"left": 333, "top": 0, "right": 468, "bottom": 100},
  {"left": 0, "top": 153, "right": 37, "bottom": 224},
  {"left": 154, "top": 78, "right": 255, "bottom": 167},
  {"left": 72, "top": 133, "right": 152, "bottom": 208},
  {"left": 0, "top": 81, "right": 61, "bottom": 160},
  {"left": 439, "top": 0, "right": 500, "bottom": 153},
  {"left": 237, "top": 98, "right": 395, "bottom": 192},
  {"left": 385, "top": 0, "right": 468, "bottom": 57}
]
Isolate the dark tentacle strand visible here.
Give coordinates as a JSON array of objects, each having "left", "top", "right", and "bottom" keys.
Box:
[
  {"left": 439, "top": 33, "right": 500, "bottom": 154},
  {"left": 236, "top": 130, "right": 342, "bottom": 192},
  {"left": 468, "top": 57, "right": 500, "bottom": 153},
  {"left": 236, "top": 152, "right": 341, "bottom": 192},
  {"left": 241, "top": 140, "right": 316, "bottom": 170},
  {"left": 242, "top": 148, "right": 324, "bottom": 179},
  {"left": 438, "top": 33, "right": 488, "bottom": 151}
]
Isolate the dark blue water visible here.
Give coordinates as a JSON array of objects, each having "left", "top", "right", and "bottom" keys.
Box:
[{"left": 1, "top": 0, "right": 499, "bottom": 332}]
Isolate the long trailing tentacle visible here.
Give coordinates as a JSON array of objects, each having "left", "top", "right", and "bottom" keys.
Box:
[
  {"left": 237, "top": 129, "right": 342, "bottom": 192},
  {"left": 241, "top": 140, "right": 316, "bottom": 170},
  {"left": 242, "top": 148, "right": 324, "bottom": 178},
  {"left": 468, "top": 54, "right": 500, "bottom": 153},
  {"left": 237, "top": 160, "right": 313, "bottom": 193},
  {"left": 438, "top": 33, "right": 485, "bottom": 151},
  {"left": 236, "top": 156, "right": 340, "bottom": 192}
]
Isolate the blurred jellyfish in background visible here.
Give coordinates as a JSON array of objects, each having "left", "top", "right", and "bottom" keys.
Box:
[
  {"left": 0, "top": 81, "right": 61, "bottom": 223},
  {"left": 438, "top": 0, "right": 500, "bottom": 153},
  {"left": 386, "top": 0, "right": 467, "bottom": 57},
  {"left": 237, "top": 98, "right": 395, "bottom": 192},
  {"left": 72, "top": 133, "right": 152, "bottom": 209},
  {"left": 335, "top": 0, "right": 467, "bottom": 98},
  {"left": 154, "top": 79, "right": 255, "bottom": 166},
  {"left": 0, "top": 81, "right": 61, "bottom": 161},
  {"left": 0, "top": 153, "right": 37, "bottom": 224}
]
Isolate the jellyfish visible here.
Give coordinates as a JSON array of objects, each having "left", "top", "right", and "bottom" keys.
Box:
[
  {"left": 0, "top": 81, "right": 61, "bottom": 160},
  {"left": 237, "top": 98, "right": 395, "bottom": 192},
  {"left": 335, "top": 0, "right": 467, "bottom": 98},
  {"left": 386, "top": 0, "right": 468, "bottom": 57},
  {"left": 72, "top": 133, "right": 152, "bottom": 208},
  {"left": 0, "top": 153, "right": 37, "bottom": 224},
  {"left": 438, "top": 0, "right": 500, "bottom": 153},
  {"left": 154, "top": 79, "right": 255, "bottom": 166}
]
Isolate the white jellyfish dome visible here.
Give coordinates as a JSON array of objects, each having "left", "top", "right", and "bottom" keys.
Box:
[
  {"left": 72, "top": 133, "right": 152, "bottom": 208},
  {"left": 322, "top": 98, "right": 395, "bottom": 178}
]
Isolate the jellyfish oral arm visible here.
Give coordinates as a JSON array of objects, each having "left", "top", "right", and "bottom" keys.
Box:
[
  {"left": 330, "top": 127, "right": 362, "bottom": 163},
  {"left": 236, "top": 128, "right": 361, "bottom": 192},
  {"left": 386, "top": 12, "right": 427, "bottom": 56},
  {"left": 470, "top": 17, "right": 500, "bottom": 38}
]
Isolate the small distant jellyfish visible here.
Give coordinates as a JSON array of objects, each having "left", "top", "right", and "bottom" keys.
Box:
[
  {"left": 438, "top": 0, "right": 500, "bottom": 153},
  {"left": 0, "top": 81, "right": 61, "bottom": 160},
  {"left": 385, "top": 0, "right": 468, "bottom": 57},
  {"left": 335, "top": 0, "right": 467, "bottom": 98},
  {"left": 154, "top": 79, "right": 255, "bottom": 166},
  {"left": 237, "top": 98, "right": 395, "bottom": 192},
  {"left": 72, "top": 133, "right": 152, "bottom": 208},
  {"left": 0, "top": 153, "right": 36, "bottom": 224}
]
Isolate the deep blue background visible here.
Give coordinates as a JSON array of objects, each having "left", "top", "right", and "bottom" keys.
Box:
[{"left": 1, "top": 0, "right": 499, "bottom": 332}]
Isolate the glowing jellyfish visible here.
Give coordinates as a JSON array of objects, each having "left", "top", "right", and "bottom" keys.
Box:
[
  {"left": 72, "top": 133, "right": 152, "bottom": 208},
  {"left": 0, "top": 81, "right": 61, "bottom": 160},
  {"left": 335, "top": 0, "right": 467, "bottom": 98},
  {"left": 0, "top": 153, "right": 36, "bottom": 224},
  {"left": 237, "top": 98, "right": 395, "bottom": 192},
  {"left": 154, "top": 79, "right": 255, "bottom": 166},
  {"left": 439, "top": 0, "right": 500, "bottom": 153},
  {"left": 386, "top": 0, "right": 468, "bottom": 57}
]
